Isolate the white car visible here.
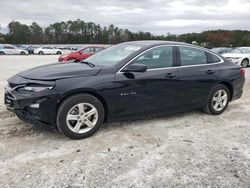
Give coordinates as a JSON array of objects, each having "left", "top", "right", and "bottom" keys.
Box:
[
  {"left": 0, "top": 45, "right": 29, "bottom": 55},
  {"left": 222, "top": 47, "right": 250, "bottom": 68},
  {"left": 34, "top": 46, "right": 63, "bottom": 55}
]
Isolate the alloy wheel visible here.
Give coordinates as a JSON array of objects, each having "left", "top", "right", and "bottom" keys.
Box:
[
  {"left": 66, "top": 103, "right": 98, "bottom": 134},
  {"left": 241, "top": 59, "right": 249, "bottom": 68},
  {"left": 212, "top": 89, "right": 228, "bottom": 112}
]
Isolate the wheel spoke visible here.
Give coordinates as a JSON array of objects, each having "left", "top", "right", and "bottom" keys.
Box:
[
  {"left": 218, "top": 90, "right": 222, "bottom": 97},
  {"left": 78, "top": 103, "right": 85, "bottom": 114},
  {"left": 73, "top": 121, "right": 82, "bottom": 132},
  {"left": 212, "top": 96, "right": 218, "bottom": 102},
  {"left": 67, "top": 115, "right": 79, "bottom": 121},
  {"left": 221, "top": 95, "right": 227, "bottom": 101},
  {"left": 214, "top": 102, "right": 219, "bottom": 110},
  {"left": 84, "top": 119, "right": 95, "bottom": 128},
  {"left": 85, "top": 108, "right": 97, "bottom": 118}
]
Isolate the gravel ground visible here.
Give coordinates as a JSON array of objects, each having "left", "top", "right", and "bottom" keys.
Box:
[{"left": 0, "top": 55, "right": 249, "bottom": 188}]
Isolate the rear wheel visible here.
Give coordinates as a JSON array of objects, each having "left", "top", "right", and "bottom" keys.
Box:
[
  {"left": 57, "top": 94, "right": 104, "bottom": 139},
  {"left": 38, "top": 51, "right": 44, "bottom": 55},
  {"left": 204, "top": 84, "right": 230, "bottom": 115},
  {"left": 241, "top": 59, "right": 249, "bottom": 68},
  {"left": 56, "top": 51, "right": 62, "bottom": 55},
  {"left": 20, "top": 51, "right": 25, "bottom": 55}
]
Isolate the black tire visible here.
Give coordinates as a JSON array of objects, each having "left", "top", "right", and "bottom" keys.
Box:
[
  {"left": 241, "top": 59, "right": 249, "bottom": 68},
  {"left": 56, "top": 51, "right": 62, "bottom": 55},
  {"left": 20, "top": 51, "right": 25, "bottom": 55},
  {"left": 203, "top": 84, "right": 230, "bottom": 115},
  {"left": 38, "top": 51, "right": 44, "bottom": 55},
  {"left": 0, "top": 51, "right": 5, "bottom": 55},
  {"left": 57, "top": 94, "right": 105, "bottom": 139}
]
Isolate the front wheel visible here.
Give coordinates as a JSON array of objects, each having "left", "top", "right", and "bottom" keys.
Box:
[
  {"left": 20, "top": 51, "right": 26, "bottom": 55},
  {"left": 203, "top": 84, "right": 230, "bottom": 115},
  {"left": 38, "top": 51, "right": 44, "bottom": 55},
  {"left": 241, "top": 59, "right": 249, "bottom": 68},
  {"left": 57, "top": 94, "right": 105, "bottom": 139}
]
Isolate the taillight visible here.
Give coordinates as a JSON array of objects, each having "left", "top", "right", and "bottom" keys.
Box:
[{"left": 240, "top": 67, "right": 245, "bottom": 76}]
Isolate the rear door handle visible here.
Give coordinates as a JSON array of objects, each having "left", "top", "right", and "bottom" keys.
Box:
[
  {"left": 164, "top": 73, "right": 176, "bottom": 79},
  {"left": 206, "top": 70, "right": 215, "bottom": 74}
]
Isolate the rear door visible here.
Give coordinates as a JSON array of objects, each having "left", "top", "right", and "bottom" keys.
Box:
[
  {"left": 114, "top": 46, "right": 179, "bottom": 118},
  {"left": 176, "top": 46, "right": 222, "bottom": 110}
]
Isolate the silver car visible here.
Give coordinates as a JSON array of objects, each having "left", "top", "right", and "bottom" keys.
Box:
[{"left": 0, "top": 45, "right": 29, "bottom": 55}]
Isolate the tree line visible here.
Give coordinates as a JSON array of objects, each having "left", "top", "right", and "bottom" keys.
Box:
[{"left": 0, "top": 20, "right": 250, "bottom": 47}]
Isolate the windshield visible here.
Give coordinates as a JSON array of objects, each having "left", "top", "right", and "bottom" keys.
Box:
[
  {"left": 231, "top": 48, "right": 250, "bottom": 54},
  {"left": 85, "top": 43, "right": 143, "bottom": 67}
]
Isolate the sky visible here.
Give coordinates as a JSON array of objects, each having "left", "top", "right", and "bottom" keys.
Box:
[{"left": 1, "top": 0, "right": 250, "bottom": 35}]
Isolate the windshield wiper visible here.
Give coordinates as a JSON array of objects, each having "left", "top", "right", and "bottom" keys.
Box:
[{"left": 80, "top": 61, "right": 95, "bottom": 67}]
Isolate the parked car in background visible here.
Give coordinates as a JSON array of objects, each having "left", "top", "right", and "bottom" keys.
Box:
[
  {"left": 211, "top": 47, "right": 232, "bottom": 55},
  {"left": 58, "top": 46, "right": 105, "bottom": 62},
  {"left": 0, "top": 44, "right": 29, "bottom": 55},
  {"left": 222, "top": 47, "right": 250, "bottom": 67},
  {"left": 34, "top": 46, "right": 63, "bottom": 55},
  {"left": 5, "top": 41, "right": 245, "bottom": 139},
  {"left": 16, "top": 45, "right": 34, "bottom": 54}
]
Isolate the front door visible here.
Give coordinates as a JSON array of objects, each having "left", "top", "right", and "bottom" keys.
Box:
[{"left": 114, "top": 46, "right": 179, "bottom": 118}]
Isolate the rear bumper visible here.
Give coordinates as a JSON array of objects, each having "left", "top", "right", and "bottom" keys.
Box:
[{"left": 231, "top": 76, "right": 245, "bottom": 101}]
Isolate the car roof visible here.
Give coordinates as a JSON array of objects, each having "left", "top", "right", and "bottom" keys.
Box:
[{"left": 122, "top": 40, "right": 207, "bottom": 51}]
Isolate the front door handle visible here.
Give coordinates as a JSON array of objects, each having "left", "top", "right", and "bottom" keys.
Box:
[
  {"left": 164, "top": 73, "right": 176, "bottom": 79},
  {"left": 206, "top": 70, "right": 215, "bottom": 74}
]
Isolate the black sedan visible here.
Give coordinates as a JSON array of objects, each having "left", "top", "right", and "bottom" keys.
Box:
[{"left": 4, "top": 41, "right": 245, "bottom": 139}]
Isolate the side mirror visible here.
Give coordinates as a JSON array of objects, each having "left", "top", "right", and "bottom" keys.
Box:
[{"left": 122, "top": 63, "right": 147, "bottom": 73}]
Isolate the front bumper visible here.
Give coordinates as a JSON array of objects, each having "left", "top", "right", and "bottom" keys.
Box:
[{"left": 4, "top": 84, "right": 59, "bottom": 130}]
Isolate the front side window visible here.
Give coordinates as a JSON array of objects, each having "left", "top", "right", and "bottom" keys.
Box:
[
  {"left": 179, "top": 47, "right": 207, "bottom": 66},
  {"left": 130, "top": 46, "right": 173, "bottom": 69},
  {"left": 95, "top": 47, "right": 104, "bottom": 52}
]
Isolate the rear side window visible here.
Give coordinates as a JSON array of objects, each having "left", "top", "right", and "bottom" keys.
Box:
[
  {"left": 179, "top": 47, "right": 207, "bottom": 66},
  {"left": 206, "top": 52, "right": 221, "bottom": 64},
  {"left": 82, "top": 47, "right": 95, "bottom": 53},
  {"left": 131, "top": 46, "right": 173, "bottom": 69}
]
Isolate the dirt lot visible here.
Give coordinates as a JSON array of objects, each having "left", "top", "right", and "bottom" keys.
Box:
[{"left": 0, "top": 55, "right": 249, "bottom": 187}]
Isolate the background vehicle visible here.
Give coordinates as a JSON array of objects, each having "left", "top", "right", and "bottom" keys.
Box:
[
  {"left": 0, "top": 44, "right": 28, "bottom": 55},
  {"left": 58, "top": 46, "right": 105, "bottom": 62},
  {"left": 34, "top": 46, "right": 63, "bottom": 55},
  {"left": 222, "top": 47, "right": 250, "bottom": 67},
  {"left": 211, "top": 47, "right": 232, "bottom": 55},
  {"left": 16, "top": 45, "right": 34, "bottom": 54},
  {"left": 5, "top": 41, "right": 245, "bottom": 139}
]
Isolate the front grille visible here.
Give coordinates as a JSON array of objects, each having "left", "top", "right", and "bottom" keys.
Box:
[{"left": 4, "top": 91, "right": 15, "bottom": 108}]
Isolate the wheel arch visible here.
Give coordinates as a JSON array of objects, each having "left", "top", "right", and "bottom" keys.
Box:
[
  {"left": 57, "top": 89, "right": 109, "bottom": 122},
  {"left": 218, "top": 81, "right": 233, "bottom": 101}
]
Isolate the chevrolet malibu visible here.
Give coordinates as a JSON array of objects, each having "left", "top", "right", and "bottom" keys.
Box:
[{"left": 4, "top": 41, "right": 245, "bottom": 139}]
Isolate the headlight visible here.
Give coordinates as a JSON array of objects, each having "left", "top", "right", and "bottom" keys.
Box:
[{"left": 18, "top": 86, "right": 54, "bottom": 92}]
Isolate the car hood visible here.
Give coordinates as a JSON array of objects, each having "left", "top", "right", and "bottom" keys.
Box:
[
  {"left": 222, "top": 53, "right": 248, "bottom": 58},
  {"left": 18, "top": 62, "right": 101, "bottom": 81}
]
